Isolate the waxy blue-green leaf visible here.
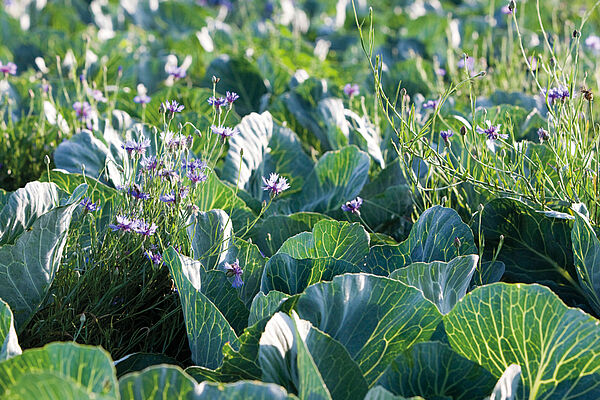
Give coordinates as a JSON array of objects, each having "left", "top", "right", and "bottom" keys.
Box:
[
  {"left": 164, "top": 248, "right": 239, "bottom": 368},
  {"left": 294, "top": 273, "right": 442, "bottom": 385},
  {"left": 472, "top": 198, "right": 579, "bottom": 302},
  {"left": 277, "top": 219, "right": 369, "bottom": 265},
  {"left": 114, "top": 353, "right": 179, "bottom": 378},
  {"left": 188, "top": 209, "right": 233, "bottom": 271},
  {"left": 0, "top": 181, "right": 61, "bottom": 245},
  {"left": 249, "top": 291, "right": 288, "bottom": 326},
  {"left": 0, "top": 298, "right": 20, "bottom": 362},
  {"left": 222, "top": 111, "right": 313, "bottom": 201},
  {"left": 250, "top": 212, "right": 332, "bottom": 257},
  {"left": 261, "top": 254, "right": 361, "bottom": 295},
  {"left": 486, "top": 365, "right": 521, "bottom": 400},
  {"left": 364, "top": 387, "right": 424, "bottom": 400},
  {"left": 571, "top": 211, "right": 600, "bottom": 314},
  {"left": 389, "top": 255, "right": 478, "bottom": 314},
  {"left": 366, "top": 206, "right": 477, "bottom": 275},
  {"left": 259, "top": 312, "right": 368, "bottom": 400},
  {"left": 120, "top": 364, "right": 294, "bottom": 399},
  {"left": 377, "top": 341, "right": 496, "bottom": 399},
  {"left": 0, "top": 184, "right": 85, "bottom": 328},
  {"left": 444, "top": 283, "right": 600, "bottom": 399},
  {"left": 0, "top": 342, "right": 117, "bottom": 399}
]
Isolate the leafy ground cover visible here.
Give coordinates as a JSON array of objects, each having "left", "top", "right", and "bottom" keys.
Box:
[{"left": 2, "top": 0, "right": 600, "bottom": 398}]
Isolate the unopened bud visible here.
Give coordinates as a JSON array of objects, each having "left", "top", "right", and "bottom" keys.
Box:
[
  {"left": 212, "top": 75, "right": 220, "bottom": 84},
  {"left": 460, "top": 126, "right": 467, "bottom": 136},
  {"left": 508, "top": 0, "right": 516, "bottom": 11}
]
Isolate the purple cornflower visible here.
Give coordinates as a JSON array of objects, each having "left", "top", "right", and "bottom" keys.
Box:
[
  {"left": 128, "top": 184, "right": 151, "bottom": 200},
  {"left": 585, "top": 35, "right": 600, "bottom": 52},
  {"left": 165, "top": 64, "right": 186, "bottom": 79},
  {"left": 140, "top": 156, "right": 158, "bottom": 172},
  {"left": 146, "top": 249, "right": 163, "bottom": 265},
  {"left": 211, "top": 125, "right": 237, "bottom": 139},
  {"left": 341, "top": 197, "right": 363, "bottom": 215},
  {"left": 0, "top": 61, "right": 17, "bottom": 76},
  {"left": 528, "top": 56, "right": 539, "bottom": 71},
  {"left": 122, "top": 138, "right": 150, "bottom": 156},
  {"left": 500, "top": 5, "right": 513, "bottom": 15},
  {"left": 542, "top": 86, "right": 569, "bottom": 104},
  {"left": 423, "top": 99, "right": 439, "bottom": 110},
  {"left": 436, "top": 68, "right": 447, "bottom": 77},
  {"left": 226, "top": 91, "right": 240, "bottom": 104},
  {"left": 183, "top": 159, "right": 207, "bottom": 172},
  {"left": 80, "top": 197, "right": 100, "bottom": 212},
  {"left": 109, "top": 215, "right": 134, "bottom": 232},
  {"left": 132, "top": 219, "right": 158, "bottom": 236},
  {"left": 207, "top": 96, "right": 227, "bottom": 110},
  {"left": 457, "top": 57, "right": 475, "bottom": 71},
  {"left": 161, "top": 100, "right": 184, "bottom": 114},
  {"left": 537, "top": 128, "right": 550, "bottom": 143},
  {"left": 179, "top": 186, "right": 190, "bottom": 199},
  {"left": 440, "top": 130, "right": 454, "bottom": 145},
  {"left": 187, "top": 170, "right": 208, "bottom": 184},
  {"left": 224, "top": 259, "right": 244, "bottom": 288},
  {"left": 476, "top": 120, "right": 508, "bottom": 140},
  {"left": 343, "top": 83, "right": 360, "bottom": 97},
  {"left": 73, "top": 101, "right": 92, "bottom": 121},
  {"left": 163, "top": 131, "right": 192, "bottom": 150},
  {"left": 134, "top": 94, "right": 151, "bottom": 104},
  {"left": 88, "top": 88, "right": 107, "bottom": 103},
  {"left": 159, "top": 193, "right": 176, "bottom": 204},
  {"left": 158, "top": 168, "right": 180, "bottom": 182},
  {"left": 262, "top": 173, "right": 290, "bottom": 196}
]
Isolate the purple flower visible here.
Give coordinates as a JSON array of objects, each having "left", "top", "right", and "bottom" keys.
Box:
[
  {"left": 158, "top": 168, "right": 180, "bottom": 182},
  {"left": 166, "top": 64, "right": 186, "bottom": 79},
  {"left": 476, "top": 120, "right": 508, "bottom": 140},
  {"left": 109, "top": 215, "right": 134, "bottom": 232},
  {"left": 341, "top": 197, "right": 363, "bottom": 215},
  {"left": 134, "top": 94, "right": 151, "bottom": 104},
  {"left": 122, "top": 138, "right": 150, "bottom": 156},
  {"left": 132, "top": 219, "right": 158, "bottom": 236},
  {"left": 80, "top": 197, "right": 100, "bottom": 212},
  {"left": 436, "top": 68, "right": 447, "bottom": 77},
  {"left": 207, "top": 96, "right": 227, "bottom": 109},
  {"left": 146, "top": 249, "right": 163, "bottom": 265},
  {"left": 161, "top": 100, "right": 184, "bottom": 114},
  {"left": 140, "top": 156, "right": 158, "bottom": 171},
  {"left": 179, "top": 186, "right": 190, "bottom": 199},
  {"left": 457, "top": 57, "right": 475, "bottom": 71},
  {"left": 343, "top": 83, "right": 360, "bottom": 97},
  {"left": 423, "top": 100, "right": 439, "bottom": 110},
  {"left": 0, "top": 61, "right": 17, "bottom": 76},
  {"left": 537, "top": 128, "right": 550, "bottom": 143},
  {"left": 159, "top": 193, "right": 176, "bottom": 204},
  {"left": 542, "top": 86, "right": 569, "bottom": 104},
  {"left": 440, "top": 130, "right": 454, "bottom": 144},
  {"left": 88, "top": 88, "right": 107, "bottom": 103},
  {"left": 500, "top": 5, "right": 513, "bottom": 15},
  {"left": 586, "top": 35, "right": 600, "bottom": 52},
  {"left": 187, "top": 170, "right": 208, "bottom": 184},
  {"left": 128, "top": 184, "right": 151, "bottom": 200},
  {"left": 183, "top": 159, "right": 207, "bottom": 172},
  {"left": 224, "top": 259, "right": 243, "bottom": 288},
  {"left": 262, "top": 173, "right": 290, "bottom": 196},
  {"left": 73, "top": 101, "right": 92, "bottom": 121},
  {"left": 226, "top": 91, "right": 240, "bottom": 104},
  {"left": 211, "top": 125, "right": 237, "bottom": 139}
]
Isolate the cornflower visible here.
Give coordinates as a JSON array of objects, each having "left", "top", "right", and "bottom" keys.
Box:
[
  {"left": 262, "top": 173, "right": 290, "bottom": 196},
  {"left": 341, "top": 197, "right": 363, "bottom": 215},
  {"left": 224, "top": 259, "right": 243, "bottom": 288}
]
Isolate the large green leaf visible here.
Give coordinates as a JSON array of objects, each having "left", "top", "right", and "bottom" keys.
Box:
[
  {"left": 0, "top": 184, "right": 85, "bottom": 328},
  {"left": 571, "top": 211, "right": 600, "bottom": 314},
  {"left": 114, "top": 353, "right": 179, "bottom": 378},
  {"left": 277, "top": 219, "right": 369, "bottom": 265},
  {"left": 222, "top": 111, "right": 313, "bottom": 201},
  {"left": 444, "top": 283, "right": 600, "bottom": 399},
  {"left": 0, "top": 298, "right": 20, "bottom": 361},
  {"left": 164, "top": 248, "right": 239, "bottom": 368},
  {"left": 472, "top": 198, "right": 579, "bottom": 303},
  {"left": 261, "top": 254, "right": 361, "bottom": 295},
  {"left": 389, "top": 255, "right": 478, "bottom": 314},
  {"left": 249, "top": 291, "right": 288, "bottom": 326},
  {"left": 259, "top": 312, "right": 368, "bottom": 400},
  {"left": 250, "top": 212, "right": 331, "bottom": 257},
  {"left": 364, "top": 387, "right": 424, "bottom": 400},
  {"left": 377, "top": 341, "right": 496, "bottom": 399},
  {"left": 0, "top": 181, "right": 61, "bottom": 245},
  {"left": 201, "top": 55, "right": 268, "bottom": 117},
  {"left": 0, "top": 342, "right": 117, "bottom": 399},
  {"left": 120, "top": 364, "right": 294, "bottom": 399},
  {"left": 294, "top": 273, "right": 442, "bottom": 385},
  {"left": 188, "top": 209, "right": 233, "bottom": 271},
  {"left": 366, "top": 206, "right": 477, "bottom": 275}
]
